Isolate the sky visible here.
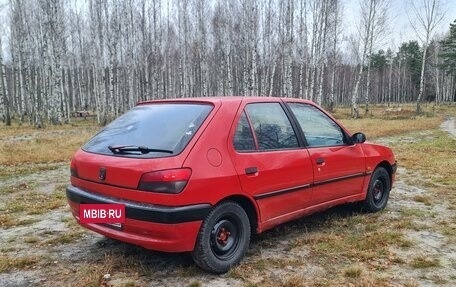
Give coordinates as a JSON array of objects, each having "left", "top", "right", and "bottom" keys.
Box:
[{"left": 343, "top": 0, "right": 456, "bottom": 49}]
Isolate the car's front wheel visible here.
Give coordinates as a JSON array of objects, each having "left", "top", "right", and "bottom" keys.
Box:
[
  {"left": 192, "top": 201, "right": 250, "bottom": 273},
  {"left": 362, "top": 167, "right": 391, "bottom": 212}
]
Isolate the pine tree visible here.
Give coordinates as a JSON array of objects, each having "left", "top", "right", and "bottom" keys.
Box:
[{"left": 439, "top": 19, "right": 456, "bottom": 76}]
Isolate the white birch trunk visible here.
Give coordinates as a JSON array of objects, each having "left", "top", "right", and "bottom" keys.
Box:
[
  {"left": 0, "top": 37, "right": 11, "bottom": 126},
  {"left": 416, "top": 45, "right": 428, "bottom": 113},
  {"left": 387, "top": 57, "right": 393, "bottom": 107},
  {"left": 269, "top": 59, "right": 277, "bottom": 97},
  {"left": 227, "top": 52, "right": 233, "bottom": 96},
  {"left": 316, "top": 0, "right": 329, "bottom": 106}
]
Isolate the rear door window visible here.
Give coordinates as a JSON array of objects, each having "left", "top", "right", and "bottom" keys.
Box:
[
  {"left": 233, "top": 103, "right": 299, "bottom": 151},
  {"left": 83, "top": 103, "right": 212, "bottom": 158}
]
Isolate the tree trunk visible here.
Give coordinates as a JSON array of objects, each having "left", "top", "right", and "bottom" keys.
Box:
[
  {"left": 0, "top": 40, "right": 11, "bottom": 126},
  {"left": 416, "top": 45, "right": 428, "bottom": 114},
  {"left": 387, "top": 56, "right": 393, "bottom": 107}
]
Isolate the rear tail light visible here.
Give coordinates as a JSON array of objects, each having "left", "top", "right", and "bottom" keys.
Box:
[
  {"left": 138, "top": 168, "right": 192, "bottom": 194},
  {"left": 70, "top": 160, "right": 78, "bottom": 178}
]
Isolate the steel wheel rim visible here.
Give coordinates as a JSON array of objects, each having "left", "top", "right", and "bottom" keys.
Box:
[
  {"left": 210, "top": 218, "right": 239, "bottom": 259},
  {"left": 373, "top": 179, "right": 385, "bottom": 204}
]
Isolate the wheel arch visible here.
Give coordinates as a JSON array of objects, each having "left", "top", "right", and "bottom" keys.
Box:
[
  {"left": 375, "top": 161, "right": 393, "bottom": 190},
  {"left": 217, "top": 195, "right": 259, "bottom": 235}
]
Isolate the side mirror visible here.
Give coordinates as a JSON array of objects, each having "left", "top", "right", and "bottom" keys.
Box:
[{"left": 352, "top": 132, "right": 366, "bottom": 144}]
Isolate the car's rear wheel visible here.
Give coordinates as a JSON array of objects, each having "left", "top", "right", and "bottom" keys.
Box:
[
  {"left": 192, "top": 201, "right": 250, "bottom": 273},
  {"left": 363, "top": 167, "right": 391, "bottom": 212}
]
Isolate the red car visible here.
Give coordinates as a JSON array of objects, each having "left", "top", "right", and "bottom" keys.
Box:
[{"left": 67, "top": 97, "right": 396, "bottom": 273}]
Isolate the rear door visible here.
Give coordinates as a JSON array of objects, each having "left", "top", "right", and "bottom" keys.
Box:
[
  {"left": 286, "top": 103, "right": 366, "bottom": 206},
  {"left": 229, "top": 100, "right": 314, "bottom": 224}
]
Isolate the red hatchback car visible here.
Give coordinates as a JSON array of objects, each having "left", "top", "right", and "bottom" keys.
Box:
[{"left": 67, "top": 97, "right": 396, "bottom": 273}]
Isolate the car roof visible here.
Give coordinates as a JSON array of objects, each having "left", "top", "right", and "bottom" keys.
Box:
[{"left": 137, "top": 96, "right": 316, "bottom": 106}]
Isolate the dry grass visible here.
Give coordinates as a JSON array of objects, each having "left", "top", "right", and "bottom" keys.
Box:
[
  {"left": 0, "top": 184, "right": 67, "bottom": 228},
  {"left": 308, "top": 229, "right": 406, "bottom": 261},
  {"left": 0, "top": 162, "right": 64, "bottom": 181},
  {"left": 42, "top": 230, "right": 85, "bottom": 246},
  {"left": 281, "top": 275, "right": 306, "bottom": 287},
  {"left": 410, "top": 256, "right": 441, "bottom": 268},
  {"left": 392, "top": 130, "right": 456, "bottom": 188},
  {"left": 187, "top": 282, "right": 202, "bottom": 287},
  {"left": 0, "top": 254, "right": 43, "bottom": 272},
  {"left": 56, "top": 251, "right": 158, "bottom": 287},
  {"left": 0, "top": 214, "right": 40, "bottom": 228},
  {"left": 0, "top": 182, "right": 34, "bottom": 195},
  {"left": 339, "top": 116, "right": 443, "bottom": 139},
  {"left": 1, "top": 190, "right": 66, "bottom": 216},
  {"left": 343, "top": 264, "right": 363, "bottom": 278},
  {"left": 331, "top": 103, "right": 445, "bottom": 139},
  {"left": 45, "top": 252, "right": 137, "bottom": 287},
  {"left": 0, "top": 118, "right": 99, "bottom": 167}
]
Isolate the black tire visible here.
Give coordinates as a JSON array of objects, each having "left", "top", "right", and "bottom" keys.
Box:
[
  {"left": 192, "top": 201, "right": 250, "bottom": 273},
  {"left": 362, "top": 167, "right": 391, "bottom": 212}
]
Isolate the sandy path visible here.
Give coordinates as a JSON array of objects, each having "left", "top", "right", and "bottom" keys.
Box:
[{"left": 440, "top": 116, "right": 456, "bottom": 137}]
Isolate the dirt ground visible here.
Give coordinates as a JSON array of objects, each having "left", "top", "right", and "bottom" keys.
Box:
[{"left": 0, "top": 118, "right": 455, "bottom": 287}]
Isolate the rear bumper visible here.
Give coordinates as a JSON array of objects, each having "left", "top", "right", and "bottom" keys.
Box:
[{"left": 66, "top": 185, "right": 211, "bottom": 252}]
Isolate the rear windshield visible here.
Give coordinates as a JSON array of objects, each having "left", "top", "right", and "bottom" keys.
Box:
[{"left": 83, "top": 103, "right": 213, "bottom": 158}]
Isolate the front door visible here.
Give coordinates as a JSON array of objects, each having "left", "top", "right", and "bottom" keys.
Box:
[{"left": 286, "top": 103, "right": 366, "bottom": 206}]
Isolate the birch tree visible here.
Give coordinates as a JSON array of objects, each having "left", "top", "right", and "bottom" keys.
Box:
[
  {"left": 408, "top": 0, "right": 445, "bottom": 113},
  {"left": 351, "top": 0, "right": 389, "bottom": 118},
  {"left": 282, "top": 0, "right": 293, "bottom": 98},
  {"left": 364, "top": 0, "right": 388, "bottom": 114},
  {"left": 328, "top": 0, "right": 341, "bottom": 111},
  {"left": 0, "top": 36, "right": 11, "bottom": 126}
]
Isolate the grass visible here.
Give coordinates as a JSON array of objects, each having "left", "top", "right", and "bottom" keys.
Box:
[
  {"left": 1, "top": 190, "right": 66, "bottom": 216},
  {"left": 0, "top": 184, "right": 67, "bottom": 228},
  {"left": 412, "top": 195, "right": 433, "bottom": 205},
  {"left": 0, "top": 118, "right": 98, "bottom": 168},
  {"left": 0, "top": 163, "right": 64, "bottom": 181},
  {"left": 410, "top": 256, "right": 441, "bottom": 268},
  {"left": 400, "top": 208, "right": 431, "bottom": 218},
  {"left": 393, "top": 131, "right": 456, "bottom": 186},
  {"left": 23, "top": 236, "right": 40, "bottom": 244},
  {"left": 43, "top": 230, "right": 85, "bottom": 245},
  {"left": 0, "top": 255, "right": 42, "bottom": 272},
  {"left": 281, "top": 275, "right": 306, "bottom": 287},
  {"left": 343, "top": 264, "right": 363, "bottom": 278},
  {"left": 0, "top": 182, "right": 35, "bottom": 195},
  {"left": 308, "top": 229, "right": 407, "bottom": 261},
  {"left": 333, "top": 104, "right": 446, "bottom": 139},
  {"left": 0, "top": 214, "right": 40, "bottom": 228}
]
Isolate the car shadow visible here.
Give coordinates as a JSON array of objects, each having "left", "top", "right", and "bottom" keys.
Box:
[{"left": 253, "top": 202, "right": 363, "bottom": 243}]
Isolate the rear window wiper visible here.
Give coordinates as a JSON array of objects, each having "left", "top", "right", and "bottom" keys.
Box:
[{"left": 108, "top": 145, "right": 173, "bottom": 154}]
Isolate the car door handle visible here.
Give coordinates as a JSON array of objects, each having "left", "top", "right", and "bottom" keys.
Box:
[
  {"left": 316, "top": 158, "right": 325, "bottom": 165},
  {"left": 245, "top": 167, "right": 258, "bottom": 175}
]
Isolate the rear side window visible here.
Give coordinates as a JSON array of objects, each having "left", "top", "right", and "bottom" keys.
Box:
[
  {"left": 233, "top": 103, "right": 299, "bottom": 151},
  {"left": 233, "top": 112, "right": 256, "bottom": 151},
  {"left": 83, "top": 103, "right": 212, "bottom": 158}
]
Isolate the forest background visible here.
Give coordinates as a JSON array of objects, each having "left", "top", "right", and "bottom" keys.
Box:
[{"left": 0, "top": 0, "right": 456, "bottom": 127}]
